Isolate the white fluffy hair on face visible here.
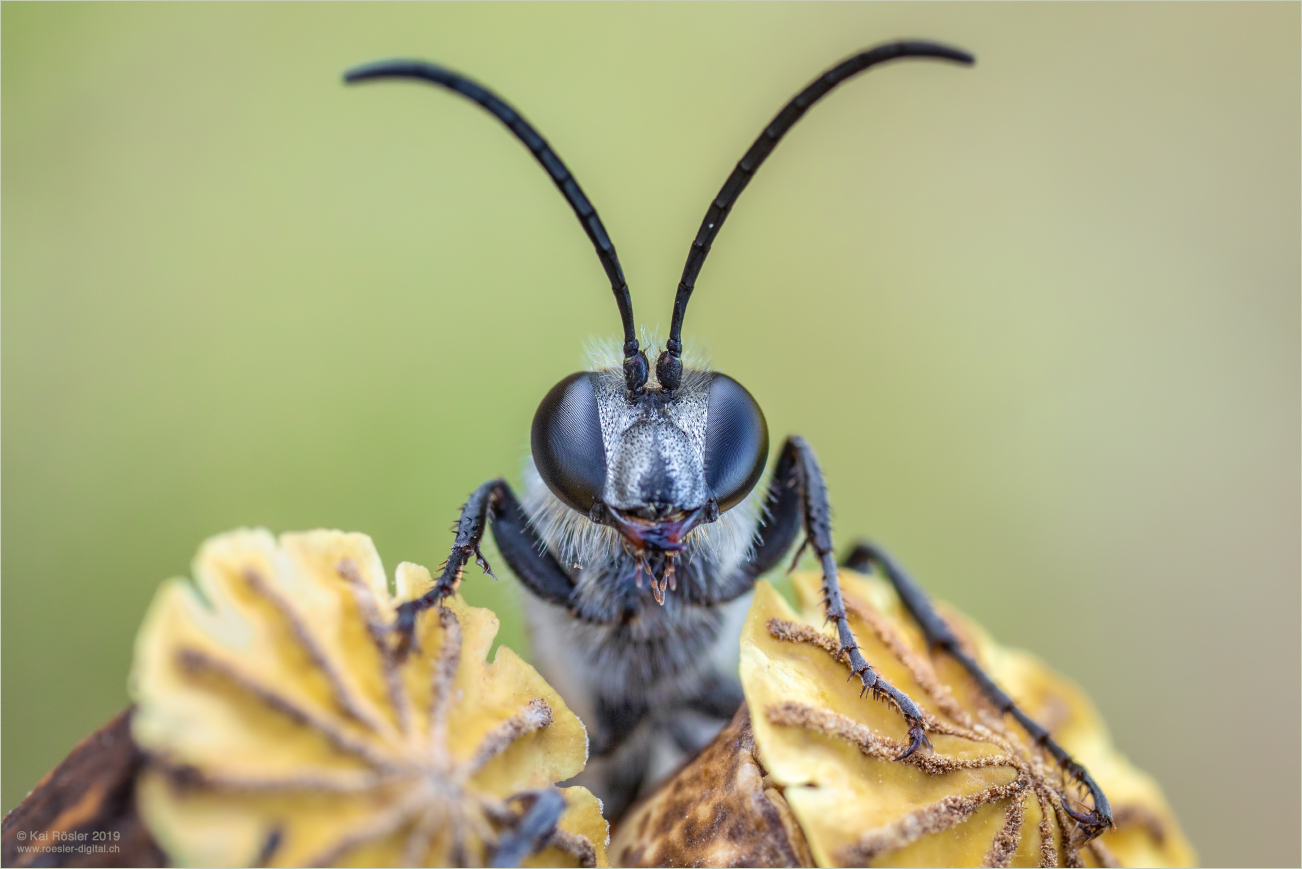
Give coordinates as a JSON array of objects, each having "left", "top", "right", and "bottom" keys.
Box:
[
  {"left": 521, "top": 459, "right": 623, "bottom": 571},
  {"left": 520, "top": 458, "right": 760, "bottom": 576}
]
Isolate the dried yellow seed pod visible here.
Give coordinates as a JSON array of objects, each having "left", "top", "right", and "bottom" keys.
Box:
[
  {"left": 130, "top": 529, "right": 608, "bottom": 868},
  {"left": 614, "top": 571, "right": 1194, "bottom": 868}
]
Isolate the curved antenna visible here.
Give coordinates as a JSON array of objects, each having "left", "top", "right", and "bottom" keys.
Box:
[
  {"left": 344, "top": 60, "right": 649, "bottom": 393},
  {"left": 657, "top": 41, "right": 975, "bottom": 390}
]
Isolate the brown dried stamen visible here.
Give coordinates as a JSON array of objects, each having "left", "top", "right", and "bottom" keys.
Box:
[
  {"left": 767, "top": 617, "right": 841, "bottom": 656},
  {"left": 1045, "top": 787, "right": 1085, "bottom": 866},
  {"left": 843, "top": 600, "right": 974, "bottom": 729},
  {"left": 466, "top": 698, "right": 555, "bottom": 775},
  {"left": 242, "top": 566, "right": 388, "bottom": 734},
  {"left": 984, "top": 792, "right": 1027, "bottom": 868},
  {"left": 302, "top": 785, "right": 431, "bottom": 867},
  {"left": 549, "top": 827, "right": 599, "bottom": 869},
  {"left": 766, "top": 701, "right": 1013, "bottom": 776},
  {"left": 767, "top": 618, "right": 961, "bottom": 742},
  {"left": 175, "top": 647, "right": 397, "bottom": 770},
  {"left": 428, "top": 606, "right": 464, "bottom": 754},
  {"left": 337, "top": 558, "right": 411, "bottom": 734},
  {"left": 156, "top": 760, "right": 389, "bottom": 794},
  {"left": 837, "top": 775, "right": 1029, "bottom": 865},
  {"left": 1033, "top": 785, "right": 1059, "bottom": 868}
]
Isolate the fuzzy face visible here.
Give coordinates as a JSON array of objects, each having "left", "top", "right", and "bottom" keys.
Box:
[{"left": 530, "top": 348, "right": 769, "bottom": 603}]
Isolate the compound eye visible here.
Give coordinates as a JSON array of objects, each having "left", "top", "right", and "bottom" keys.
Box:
[
  {"left": 532, "top": 372, "right": 607, "bottom": 513},
  {"left": 703, "top": 373, "right": 769, "bottom": 512}
]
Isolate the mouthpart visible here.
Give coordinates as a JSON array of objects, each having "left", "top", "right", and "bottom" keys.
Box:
[
  {"left": 603, "top": 505, "right": 712, "bottom": 552},
  {"left": 588, "top": 501, "right": 719, "bottom": 605}
]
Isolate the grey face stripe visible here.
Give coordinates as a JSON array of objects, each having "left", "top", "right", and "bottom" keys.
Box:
[{"left": 590, "top": 368, "right": 711, "bottom": 512}]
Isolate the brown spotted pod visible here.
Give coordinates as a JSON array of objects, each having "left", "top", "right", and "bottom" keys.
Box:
[
  {"left": 612, "top": 705, "right": 813, "bottom": 868},
  {"left": 612, "top": 571, "right": 1195, "bottom": 868},
  {"left": 130, "top": 529, "right": 609, "bottom": 868}
]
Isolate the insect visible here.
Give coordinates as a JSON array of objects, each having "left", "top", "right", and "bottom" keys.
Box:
[{"left": 344, "top": 40, "right": 1112, "bottom": 842}]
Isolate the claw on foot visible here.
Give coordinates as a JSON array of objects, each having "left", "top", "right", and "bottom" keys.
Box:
[
  {"left": 897, "top": 724, "right": 933, "bottom": 760},
  {"left": 1060, "top": 792, "right": 1111, "bottom": 842},
  {"left": 474, "top": 546, "right": 496, "bottom": 579}
]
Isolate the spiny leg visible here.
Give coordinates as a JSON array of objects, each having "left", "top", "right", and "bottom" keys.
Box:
[
  {"left": 717, "top": 437, "right": 931, "bottom": 757},
  {"left": 397, "top": 478, "right": 575, "bottom": 656},
  {"left": 842, "top": 541, "right": 1113, "bottom": 841}
]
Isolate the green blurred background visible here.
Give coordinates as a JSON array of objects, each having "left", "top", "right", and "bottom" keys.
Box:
[{"left": 3, "top": 3, "right": 1298, "bottom": 865}]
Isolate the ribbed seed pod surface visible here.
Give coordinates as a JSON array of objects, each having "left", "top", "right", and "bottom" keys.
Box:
[{"left": 131, "top": 529, "right": 608, "bottom": 868}]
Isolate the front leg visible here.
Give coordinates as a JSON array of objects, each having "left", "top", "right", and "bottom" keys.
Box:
[
  {"left": 714, "top": 436, "right": 931, "bottom": 758},
  {"left": 843, "top": 541, "right": 1113, "bottom": 841},
  {"left": 396, "top": 479, "right": 574, "bottom": 655}
]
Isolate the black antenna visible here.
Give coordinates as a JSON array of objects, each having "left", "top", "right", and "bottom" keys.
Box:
[
  {"left": 344, "top": 60, "right": 649, "bottom": 393},
  {"left": 656, "top": 41, "right": 975, "bottom": 390}
]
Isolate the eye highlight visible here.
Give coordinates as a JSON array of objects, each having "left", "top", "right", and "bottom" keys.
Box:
[
  {"left": 703, "top": 374, "right": 769, "bottom": 512},
  {"left": 532, "top": 372, "right": 608, "bottom": 514}
]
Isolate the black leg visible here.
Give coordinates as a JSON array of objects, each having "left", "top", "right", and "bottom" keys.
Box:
[
  {"left": 712, "top": 437, "right": 931, "bottom": 758},
  {"left": 488, "top": 483, "right": 577, "bottom": 605},
  {"left": 397, "top": 479, "right": 574, "bottom": 654},
  {"left": 489, "top": 789, "right": 567, "bottom": 868},
  {"left": 687, "top": 429, "right": 804, "bottom": 606},
  {"left": 842, "top": 541, "right": 1113, "bottom": 841}
]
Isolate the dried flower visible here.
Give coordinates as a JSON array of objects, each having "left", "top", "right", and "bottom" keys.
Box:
[
  {"left": 613, "top": 571, "right": 1194, "bottom": 868},
  {"left": 130, "top": 529, "right": 608, "bottom": 868}
]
